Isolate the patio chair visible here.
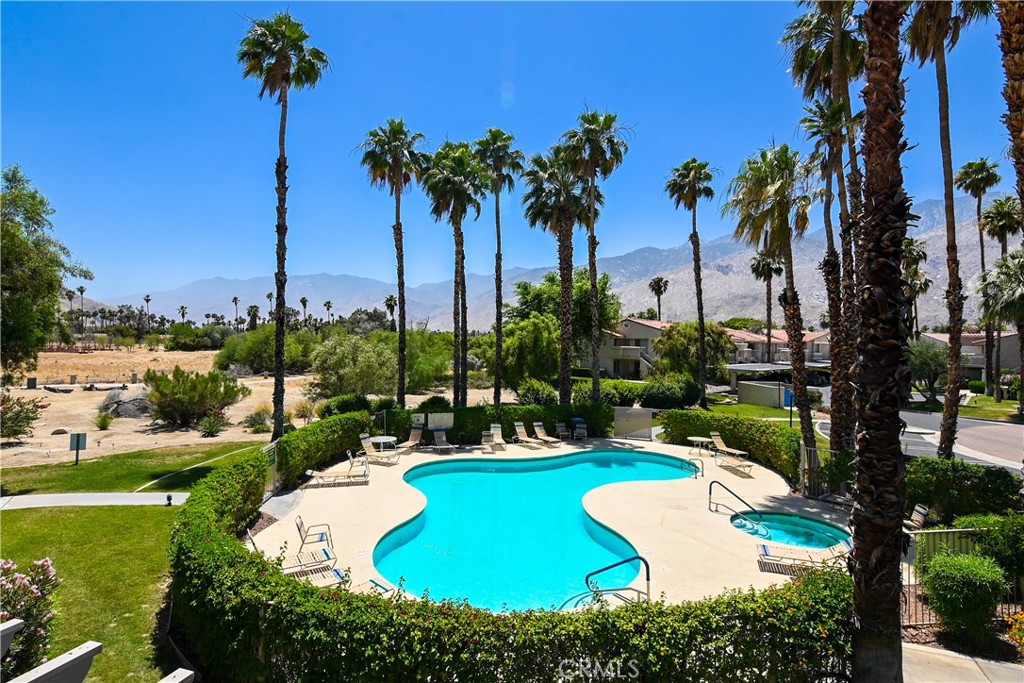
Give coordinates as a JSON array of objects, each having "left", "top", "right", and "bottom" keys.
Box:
[
  {"left": 756, "top": 538, "right": 851, "bottom": 567},
  {"left": 295, "top": 515, "right": 333, "bottom": 552},
  {"left": 532, "top": 422, "right": 560, "bottom": 447},
  {"left": 281, "top": 547, "right": 337, "bottom": 574},
  {"left": 303, "top": 566, "right": 348, "bottom": 589},
  {"left": 433, "top": 428, "right": 454, "bottom": 455},
  {"left": 359, "top": 433, "right": 401, "bottom": 465},
  {"left": 709, "top": 432, "right": 753, "bottom": 473},
  {"left": 512, "top": 422, "right": 542, "bottom": 448},
  {"left": 572, "top": 421, "right": 588, "bottom": 441},
  {"left": 903, "top": 504, "right": 930, "bottom": 531},
  {"left": 554, "top": 421, "right": 571, "bottom": 439},
  {"left": 304, "top": 454, "right": 370, "bottom": 487},
  {"left": 490, "top": 424, "right": 507, "bottom": 451},
  {"left": 396, "top": 426, "right": 424, "bottom": 452}
]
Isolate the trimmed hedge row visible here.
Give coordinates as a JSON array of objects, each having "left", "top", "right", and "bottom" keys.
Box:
[
  {"left": 905, "top": 457, "right": 1023, "bottom": 524},
  {"left": 169, "top": 451, "right": 853, "bottom": 681},
  {"left": 657, "top": 409, "right": 801, "bottom": 481},
  {"left": 275, "top": 411, "right": 374, "bottom": 486}
]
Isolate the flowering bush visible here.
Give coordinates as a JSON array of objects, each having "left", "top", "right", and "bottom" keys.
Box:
[{"left": 0, "top": 558, "right": 61, "bottom": 677}]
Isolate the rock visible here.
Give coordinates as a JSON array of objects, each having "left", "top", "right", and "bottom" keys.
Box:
[
  {"left": 50, "top": 428, "right": 69, "bottom": 435},
  {"left": 101, "top": 387, "right": 153, "bottom": 418}
]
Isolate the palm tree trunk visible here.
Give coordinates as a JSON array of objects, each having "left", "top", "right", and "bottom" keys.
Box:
[
  {"left": 588, "top": 179, "right": 601, "bottom": 401},
  {"left": 936, "top": 48, "right": 965, "bottom": 459},
  {"left": 493, "top": 187, "right": 504, "bottom": 407},
  {"left": 691, "top": 206, "right": 708, "bottom": 410},
  {"left": 821, "top": 152, "right": 847, "bottom": 454},
  {"left": 914, "top": 298, "right": 921, "bottom": 340},
  {"left": 997, "top": 2, "right": 1024, "bottom": 229},
  {"left": 765, "top": 275, "right": 773, "bottom": 364},
  {"left": 978, "top": 194, "right": 995, "bottom": 397},
  {"left": 452, "top": 221, "right": 462, "bottom": 408},
  {"left": 851, "top": 4, "right": 911, "bottom": 679},
  {"left": 836, "top": 6, "right": 866, "bottom": 294},
  {"left": 460, "top": 231, "right": 469, "bottom": 409},
  {"left": 995, "top": 237, "right": 1008, "bottom": 401},
  {"left": 835, "top": 154, "right": 857, "bottom": 452},
  {"left": 557, "top": 219, "right": 575, "bottom": 405},
  {"left": 780, "top": 236, "right": 816, "bottom": 458},
  {"left": 656, "top": 295, "right": 662, "bottom": 321},
  {"left": 1017, "top": 320, "right": 1024, "bottom": 415},
  {"left": 394, "top": 172, "right": 407, "bottom": 408},
  {"left": 271, "top": 86, "right": 289, "bottom": 442}
]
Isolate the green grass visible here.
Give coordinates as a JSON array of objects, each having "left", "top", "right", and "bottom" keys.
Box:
[
  {"left": 0, "top": 507, "right": 179, "bottom": 682},
  {"left": 707, "top": 403, "right": 798, "bottom": 420},
  {"left": 0, "top": 441, "right": 263, "bottom": 496},
  {"left": 906, "top": 396, "right": 1023, "bottom": 424}
]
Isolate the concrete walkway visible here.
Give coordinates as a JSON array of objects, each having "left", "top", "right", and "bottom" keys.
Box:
[
  {"left": 0, "top": 492, "right": 190, "bottom": 510},
  {"left": 904, "top": 642, "right": 1023, "bottom": 682}
]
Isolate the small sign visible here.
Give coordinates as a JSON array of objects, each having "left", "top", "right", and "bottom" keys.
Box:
[
  {"left": 69, "top": 433, "right": 87, "bottom": 451},
  {"left": 427, "top": 412, "right": 454, "bottom": 430},
  {"left": 411, "top": 413, "right": 426, "bottom": 426}
]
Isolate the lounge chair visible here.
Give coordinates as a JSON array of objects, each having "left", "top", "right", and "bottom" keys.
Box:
[
  {"left": 396, "top": 426, "right": 424, "bottom": 452},
  {"left": 433, "top": 428, "right": 454, "bottom": 455},
  {"left": 303, "top": 566, "right": 348, "bottom": 589},
  {"left": 532, "top": 422, "right": 560, "bottom": 447},
  {"left": 490, "top": 424, "right": 507, "bottom": 451},
  {"left": 295, "top": 515, "right": 333, "bottom": 552},
  {"left": 512, "top": 422, "right": 542, "bottom": 448},
  {"left": 572, "top": 421, "right": 588, "bottom": 440},
  {"left": 281, "top": 547, "right": 337, "bottom": 574},
  {"left": 555, "top": 421, "right": 571, "bottom": 439},
  {"left": 359, "top": 433, "right": 402, "bottom": 465},
  {"left": 709, "top": 432, "right": 753, "bottom": 473},
  {"left": 756, "top": 538, "right": 851, "bottom": 567},
  {"left": 305, "top": 454, "right": 370, "bottom": 487},
  {"left": 904, "top": 504, "right": 929, "bottom": 531}
]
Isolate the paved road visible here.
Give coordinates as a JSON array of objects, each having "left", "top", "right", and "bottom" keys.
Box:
[
  {"left": 900, "top": 411, "right": 1022, "bottom": 467},
  {"left": 0, "top": 492, "right": 190, "bottom": 510}
]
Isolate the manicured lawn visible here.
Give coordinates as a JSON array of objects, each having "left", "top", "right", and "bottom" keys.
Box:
[
  {"left": 906, "top": 396, "right": 1023, "bottom": 424},
  {"left": 708, "top": 403, "right": 797, "bottom": 420},
  {"left": 0, "top": 441, "right": 262, "bottom": 496},
  {"left": 0, "top": 507, "right": 179, "bottom": 682}
]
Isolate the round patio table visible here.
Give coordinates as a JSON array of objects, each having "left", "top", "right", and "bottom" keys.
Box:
[
  {"left": 687, "top": 436, "right": 713, "bottom": 457},
  {"left": 370, "top": 435, "right": 397, "bottom": 450}
]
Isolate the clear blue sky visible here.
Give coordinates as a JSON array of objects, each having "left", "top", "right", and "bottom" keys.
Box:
[{"left": 1, "top": 1, "right": 1012, "bottom": 300}]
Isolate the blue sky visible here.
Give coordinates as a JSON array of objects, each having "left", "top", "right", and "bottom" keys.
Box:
[{"left": 1, "top": 1, "right": 1013, "bottom": 300}]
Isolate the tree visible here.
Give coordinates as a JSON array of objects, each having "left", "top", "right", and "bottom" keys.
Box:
[
  {"left": 724, "top": 143, "right": 817, "bottom": 454},
  {"left": 306, "top": 334, "right": 398, "bottom": 400},
  {"left": 982, "top": 196, "right": 1022, "bottom": 398},
  {"left": 323, "top": 299, "right": 333, "bottom": 324},
  {"left": 1, "top": 166, "right": 91, "bottom": 380},
  {"left": 647, "top": 276, "right": 669, "bottom": 321},
  {"left": 383, "top": 294, "right": 397, "bottom": 319},
  {"left": 902, "top": 238, "right": 932, "bottom": 340},
  {"left": 851, "top": 3, "right": 912, "bottom": 677},
  {"left": 178, "top": 305, "right": 188, "bottom": 323},
  {"left": 652, "top": 321, "right": 733, "bottom": 384},
  {"left": 955, "top": 157, "right": 1001, "bottom": 395},
  {"left": 360, "top": 119, "right": 429, "bottom": 409},
  {"left": 980, "top": 248, "right": 1024, "bottom": 415},
  {"left": 522, "top": 147, "right": 595, "bottom": 404},
  {"left": 630, "top": 308, "right": 659, "bottom": 321},
  {"left": 562, "top": 110, "right": 630, "bottom": 402},
  {"left": 238, "top": 12, "right": 328, "bottom": 440},
  {"left": 475, "top": 128, "right": 525, "bottom": 407},
  {"left": 246, "top": 305, "right": 260, "bottom": 331},
  {"left": 909, "top": 339, "right": 952, "bottom": 404},
  {"left": 666, "top": 157, "right": 717, "bottom": 409},
  {"left": 144, "top": 294, "right": 153, "bottom": 331},
  {"left": 299, "top": 295, "right": 308, "bottom": 322},
  {"left": 906, "top": 0, "right": 992, "bottom": 458},
  {"left": 76, "top": 285, "right": 86, "bottom": 335},
  {"left": 996, "top": 2, "right": 1024, "bottom": 243},
  {"left": 749, "top": 250, "right": 783, "bottom": 364},
  {"left": 502, "top": 313, "right": 561, "bottom": 390},
  {"left": 422, "top": 142, "right": 489, "bottom": 408}
]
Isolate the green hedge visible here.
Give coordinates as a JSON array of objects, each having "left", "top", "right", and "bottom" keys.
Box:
[
  {"left": 169, "top": 452, "right": 853, "bottom": 681},
  {"left": 905, "top": 457, "right": 1023, "bottom": 524},
  {"left": 657, "top": 410, "right": 801, "bottom": 481},
  {"left": 275, "top": 411, "right": 373, "bottom": 487},
  {"left": 317, "top": 394, "right": 372, "bottom": 418}
]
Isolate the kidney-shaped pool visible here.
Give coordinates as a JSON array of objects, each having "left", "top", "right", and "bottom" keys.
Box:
[{"left": 373, "top": 451, "right": 698, "bottom": 611}]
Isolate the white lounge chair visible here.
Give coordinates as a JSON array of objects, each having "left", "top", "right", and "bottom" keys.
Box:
[
  {"left": 432, "top": 429, "right": 454, "bottom": 455},
  {"left": 490, "top": 423, "right": 507, "bottom": 451},
  {"left": 305, "top": 455, "right": 370, "bottom": 487},
  {"left": 904, "top": 504, "right": 929, "bottom": 531},
  {"left": 709, "top": 432, "right": 753, "bottom": 473},
  {"left": 281, "top": 547, "right": 337, "bottom": 574},
  {"left": 295, "top": 515, "right": 333, "bottom": 552},
  {"left": 572, "top": 421, "right": 588, "bottom": 440},
  {"left": 532, "top": 422, "right": 560, "bottom": 447},
  {"left": 756, "top": 538, "right": 851, "bottom": 567},
  {"left": 555, "top": 421, "right": 571, "bottom": 439},
  {"left": 512, "top": 422, "right": 542, "bottom": 448},
  {"left": 396, "top": 426, "right": 424, "bottom": 452},
  {"left": 359, "top": 433, "right": 402, "bottom": 465}
]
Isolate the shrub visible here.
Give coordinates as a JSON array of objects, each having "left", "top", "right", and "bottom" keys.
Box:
[
  {"left": 213, "top": 325, "right": 317, "bottom": 374},
  {"left": 143, "top": 366, "right": 251, "bottom": 427},
  {"left": 953, "top": 513, "right": 1024, "bottom": 579},
  {"left": 144, "top": 333, "right": 162, "bottom": 350},
  {"left": 250, "top": 423, "right": 271, "bottom": 434},
  {"left": 817, "top": 448, "right": 855, "bottom": 493},
  {"left": 293, "top": 399, "right": 316, "bottom": 425},
  {"left": 905, "top": 457, "right": 1023, "bottom": 524},
  {"left": 275, "top": 411, "right": 374, "bottom": 486},
  {"left": 199, "top": 413, "right": 228, "bottom": 437},
  {"left": 317, "top": 394, "right": 372, "bottom": 418},
  {"left": 658, "top": 410, "right": 801, "bottom": 481},
  {"left": 0, "top": 558, "right": 60, "bottom": 678},
  {"left": 968, "top": 380, "right": 985, "bottom": 394},
  {"left": 572, "top": 379, "right": 643, "bottom": 407},
  {"left": 370, "top": 396, "right": 397, "bottom": 413},
  {"left": 639, "top": 374, "right": 701, "bottom": 409},
  {"left": 243, "top": 405, "right": 272, "bottom": 429},
  {"left": 922, "top": 552, "right": 1007, "bottom": 644},
  {"left": 516, "top": 378, "right": 557, "bottom": 406},
  {"left": 165, "top": 323, "right": 235, "bottom": 351},
  {"left": 307, "top": 334, "right": 397, "bottom": 400},
  {"left": 92, "top": 409, "right": 115, "bottom": 431},
  {"left": 0, "top": 395, "right": 42, "bottom": 440},
  {"left": 415, "top": 395, "right": 453, "bottom": 413}
]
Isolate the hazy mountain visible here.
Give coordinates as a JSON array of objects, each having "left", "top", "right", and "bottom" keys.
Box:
[{"left": 101, "top": 194, "right": 1011, "bottom": 330}]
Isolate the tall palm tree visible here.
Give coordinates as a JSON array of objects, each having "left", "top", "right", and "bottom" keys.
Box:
[
  {"left": 647, "top": 276, "right": 669, "bottom": 322},
  {"left": 902, "top": 238, "right": 932, "bottom": 340},
  {"left": 238, "top": 12, "right": 328, "bottom": 441},
  {"left": 851, "top": 4, "right": 912, "bottom": 677},
  {"left": 178, "top": 305, "right": 188, "bottom": 324},
  {"left": 665, "top": 158, "right": 716, "bottom": 409},
  {"left": 247, "top": 304, "right": 260, "bottom": 331},
  {"left": 724, "top": 144, "right": 818, "bottom": 458},
  {"left": 422, "top": 142, "right": 489, "bottom": 408},
  {"left": 360, "top": 119, "right": 429, "bottom": 409},
  {"left": 383, "top": 294, "right": 397, "bottom": 320},
  {"left": 144, "top": 294, "right": 152, "bottom": 332},
  {"left": 522, "top": 147, "right": 596, "bottom": 404},
  {"left": 955, "top": 158, "right": 1002, "bottom": 395},
  {"left": 750, "top": 249, "right": 783, "bottom": 363},
  {"left": 980, "top": 248, "right": 1024, "bottom": 415},
  {"left": 475, "top": 128, "right": 525, "bottom": 407},
  {"left": 76, "top": 285, "right": 86, "bottom": 335},
  {"left": 299, "top": 295, "right": 308, "bottom": 322},
  {"left": 323, "top": 300, "right": 332, "bottom": 324},
  {"left": 996, "top": 2, "right": 1024, "bottom": 226},
  {"left": 562, "top": 111, "right": 630, "bottom": 401},
  {"left": 906, "top": 0, "right": 992, "bottom": 457},
  {"left": 982, "top": 196, "right": 1023, "bottom": 400},
  {"left": 231, "top": 296, "right": 239, "bottom": 332}
]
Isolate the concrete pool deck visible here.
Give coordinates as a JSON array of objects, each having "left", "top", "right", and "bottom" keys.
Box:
[{"left": 250, "top": 437, "right": 851, "bottom": 605}]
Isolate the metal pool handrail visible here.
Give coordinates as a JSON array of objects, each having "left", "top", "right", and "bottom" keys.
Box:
[
  {"left": 684, "top": 458, "right": 704, "bottom": 477},
  {"left": 585, "top": 555, "right": 651, "bottom": 602},
  {"left": 708, "top": 480, "right": 763, "bottom": 525}
]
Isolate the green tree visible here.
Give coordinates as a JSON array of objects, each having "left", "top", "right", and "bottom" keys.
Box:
[
  {"left": 652, "top": 321, "right": 733, "bottom": 385},
  {"left": 666, "top": 157, "right": 717, "bottom": 409},
  {"left": 502, "top": 312, "right": 560, "bottom": 390},
  {"left": 323, "top": 300, "right": 332, "bottom": 324},
  {"left": 307, "top": 334, "right": 398, "bottom": 399},
  {"left": 230, "top": 296, "right": 239, "bottom": 332},
  {"left": 749, "top": 250, "right": 783, "bottom": 363},
  {"left": 1, "top": 165, "right": 91, "bottom": 380},
  {"left": 475, "top": 128, "right": 524, "bottom": 407},
  {"left": 299, "top": 295, "right": 308, "bottom": 321},
  {"left": 646, "top": 276, "right": 669, "bottom": 321},
  {"left": 980, "top": 248, "right": 1024, "bottom": 415},
  {"left": 982, "top": 196, "right": 1022, "bottom": 399},
  {"left": 359, "top": 119, "right": 429, "bottom": 408},
  {"left": 630, "top": 308, "right": 659, "bottom": 321},
  {"left": 909, "top": 339, "right": 955, "bottom": 403},
  {"left": 902, "top": 238, "right": 933, "bottom": 340},
  {"left": 562, "top": 110, "right": 630, "bottom": 401},
  {"left": 238, "top": 12, "right": 329, "bottom": 440}
]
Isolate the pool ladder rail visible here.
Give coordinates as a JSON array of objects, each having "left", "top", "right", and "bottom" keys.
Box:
[
  {"left": 708, "top": 480, "right": 764, "bottom": 530},
  {"left": 560, "top": 555, "right": 651, "bottom": 610}
]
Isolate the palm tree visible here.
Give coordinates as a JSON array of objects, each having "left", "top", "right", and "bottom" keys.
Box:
[
  {"left": 323, "top": 300, "right": 333, "bottom": 324},
  {"left": 299, "top": 296, "right": 308, "bottom": 322},
  {"left": 996, "top": 2, "right": 1024, "bottom": 226},
  {"left": 76, "top": 285, "right": 86, "bottom": 335},
  {"left": 665, "top": 158, "right": 717, "bottom": 410},
  {"left": 383, "top": 294, "right": 397, "bottom": 320},
  {"left": 246, "top": 305, "right": 260, "bottom": 331},
  {"left": 750, "top": 249, "right": 783, "bottom": 363},
  {"left": 955, "top": 157, "right": 1002, "bottom": 395},
  {"left": 906, "top": 0, "right": 992, "bottom": 458},
  {"left": 647, "top": 277, "right": 669, "bottom": 322},
  {"left": 231, "top": 296, "right": 239, "bottom": 332},
  {"left": 178, "top": 305, "right": 188, "bottom": 324},
  {"left": 851, "top": 3, "right": 912, "bottom": 677},
  {"left": 144, "top": 294, "right": 152, "bottom": 332},
  {"left": 724, "top": 144, "right": 817, "bottom": 458},
  {"left": 902, "top": 238, "right": 932, "bottom": 340},
  {"left": 523, "top": 147, "right": 596, "bottom": 404},
  {"left": 982, "top": 196, "right": 1023, "bottom": 400},
  {"left": 422, "top": 142, "right": 490, "bottom": 408},
  {"left": 475, "top": 128, "right": 525, "bottom": 407},
  {"left": 360, "top": 119, "right": 429, "bottom": 409},
  {"left": 980, "top": 248, "right": 1024, "bottom": 415},
  {"left": 238, "top": 11, "right": 328, "bottom": 441},
  {"left": 562, "top": 110, "right": 630, "bottom": 401}
]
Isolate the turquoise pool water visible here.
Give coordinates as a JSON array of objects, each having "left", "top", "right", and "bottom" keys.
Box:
[
  {"left": 730, "top": 511, "right": 850, "bottom": 548},
  {"left": 373, "top": 451, "right": 698, "bottom": 611}
]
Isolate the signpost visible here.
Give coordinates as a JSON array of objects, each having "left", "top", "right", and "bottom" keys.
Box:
[{"left": 70, "top": 433, "right": 86, "bottom": 465}]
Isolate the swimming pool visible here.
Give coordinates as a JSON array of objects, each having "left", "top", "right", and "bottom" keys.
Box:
[
  {"left": 730, "top": 511, "right": 850, "bottom": 548},
  {"left": 373, "top": 451, "right": 698, "bottom": 611}
]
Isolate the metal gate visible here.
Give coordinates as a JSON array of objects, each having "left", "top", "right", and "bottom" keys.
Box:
[{"left": 614, "top": 407, "right": 655, "bottom": 440}]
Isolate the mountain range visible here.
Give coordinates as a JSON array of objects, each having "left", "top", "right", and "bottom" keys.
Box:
[{"left": 96, "top": 194, "right": 1013, "bottom": 331}]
